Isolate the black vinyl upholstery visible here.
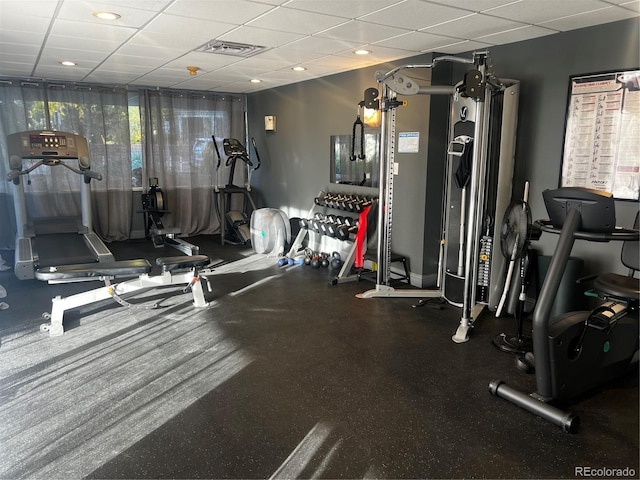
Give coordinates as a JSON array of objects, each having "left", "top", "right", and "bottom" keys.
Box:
[{"left": 593, "top": 212, "right": 639, "bottom": 302}]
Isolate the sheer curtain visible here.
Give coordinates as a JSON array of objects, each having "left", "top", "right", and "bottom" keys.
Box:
[
  {"left": 0, "top": 81, "right": 47, "bottom": 248},
  {"left": 140, "top": 89, "right": 246, "bottom": 236},
  {"left": 0, "top": 80, "right": 132, "bottom": 248}
]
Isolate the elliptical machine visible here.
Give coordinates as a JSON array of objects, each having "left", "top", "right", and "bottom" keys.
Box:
[
  {"left": 490, "top": 187, "right": 639, "bottom": 433},
  {"left": 213, "top": 137, "right": 260, "bottom": 245}
]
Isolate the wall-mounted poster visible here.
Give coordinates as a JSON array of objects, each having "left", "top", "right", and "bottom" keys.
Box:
[{"left": 560, "top": 69, "right": 640, "bottom": 200}]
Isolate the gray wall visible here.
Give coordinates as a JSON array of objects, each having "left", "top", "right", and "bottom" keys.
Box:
[
  {"left": 247, "top": 54, "right": 441, "bottom": 284},
  {"left": 248, "top": 18, "right": 639, "bottom": 280},
  {"left": 484, "top": 19, "right": 639, "bottom": 274}
]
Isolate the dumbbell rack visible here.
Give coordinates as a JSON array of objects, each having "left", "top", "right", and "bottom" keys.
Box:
[{"left": 287, "top": 190, "right": 377, "bottom": 284}]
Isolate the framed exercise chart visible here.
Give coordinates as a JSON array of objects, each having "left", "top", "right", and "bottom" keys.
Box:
[{"left": 560, "top": 69, "right": 640, "bottom": 200}]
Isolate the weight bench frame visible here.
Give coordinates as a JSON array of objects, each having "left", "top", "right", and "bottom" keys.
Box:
[{"left": 36, "top": 255, "right": 211, "bottom": 337}]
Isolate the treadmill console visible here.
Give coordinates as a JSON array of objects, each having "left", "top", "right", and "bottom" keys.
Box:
[{"left": 8, "top": 130, "right": 89, "bottom": 160}]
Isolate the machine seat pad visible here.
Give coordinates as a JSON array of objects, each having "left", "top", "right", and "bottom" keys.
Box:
[
  {"left": 156, "top": 255, "right": 210, "bottom": 272},
  {"left": 35, "top": 259, "right": 153, "bottom": 281},
  {"left": 593, "top": 273, "right": 640, "bottom": 301}
]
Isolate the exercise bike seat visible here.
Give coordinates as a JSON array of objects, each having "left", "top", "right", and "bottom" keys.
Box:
[
  {"left": 593, "top": 273, "right": 639, "bottom": 302},
  {"left": 592, "top": 211, "right": 639, "bottom": 303}
]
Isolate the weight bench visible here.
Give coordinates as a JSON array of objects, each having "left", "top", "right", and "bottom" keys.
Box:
[{"left": 36, "top": 255, "right": 211, "bottom": 337}]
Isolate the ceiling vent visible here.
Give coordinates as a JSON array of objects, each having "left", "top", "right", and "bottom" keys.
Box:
[{"left": 195, "top": 40, "right": 268, "bottom": 58}]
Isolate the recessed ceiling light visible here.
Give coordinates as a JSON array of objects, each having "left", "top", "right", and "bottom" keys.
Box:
[
  {"left": 60, "top": 60, "right": 76, "bottom": 66},
  {"left": 250, "top": 79, "right": 261, "bottom": 83},
  {"left": 354, "top": 49, "right": 371, "bottom": 55},
  {"left": 93, "top": 11, "right": 121, "bottom": 20},
  {"left": 292, "top": 66, "right": 306, "bottom": 72}
]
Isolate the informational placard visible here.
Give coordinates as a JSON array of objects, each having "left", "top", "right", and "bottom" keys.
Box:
[
  {"left": 560, "top": 69, "right": 640, "bottom": 200},
  {"left": 397, "top": 132, "right": 419, "bottom": 153}
]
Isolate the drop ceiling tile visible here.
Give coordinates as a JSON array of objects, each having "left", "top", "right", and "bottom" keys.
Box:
[
  {"left": 255, "top": 69, "right": 307, "bottom": 81},
  {"left": 247, "top": 7, "right": 347, "bottom": 34},
  {"left": 253, "top": 45, "right": 326, "bottom": 63},
  {"left": 0, "top": 28, "right": 47, "bottom": 46},
  {"left": 55, "top": 1, "right": 160, "bottom": 28},
  {"left": 32, "top": 65, "right": 94, "bottom": 79},
  {"left": 421, "top": 12, "right": 527, "bottom": 38},
  {"left": 0, "top": 12, "right": 52, "bottom": 34},
  {"left": 316, "top": 20, "right": 412, "bottom": 43},
  {"left": 162, "top": 52, "right": 242, "bottom": 72},
  {"left": 0, "top": 1, "right": 58, "bottom": 18},
  {"left": 133, "top": 14, "right": 236, "bottom": 47},
  {"left": 0, "top": 60, "right": 33, "bottom": 76},
  {"left": 114, "top": 43, "right": 186, "bottom": 59},
  {"left": 219, "top": 25, "right": 305, "bottom": 47},
  {"left": 230, "top": 56, "right": 297, "bottom": 71},
  {"left": 46, "top": 34, "right": 125, "bottom": 52},
  {"left": 99, "top": 55, "right": 168, "bottom": 71},
  {"left": 129, "top": 71, "right": 192, "bottom": 87},
  {"left": 425, "top": 38, "right": 494, "bottom": 54},
  {"left": 49, "top": 18, "right": 137, "bottom": 43},
  {"left": 170, "top": 76, "right": 226, "bottom": 90},
  {"left": 333, "top": 44, "right": 414, "bottom": 62},
  {"left": 285, "top": 0, "right": 403, "bottom": 19},
  {"left": 164, "top": 0, "right": 275, "bottom": 24},
  {"left": 90, "top": 0, "right": 173, "bottom": 11},
  {"left": 250, "top": 0, "right": 290, "bottom": 4},
  {"left": 422, "top": 0, "right": 524, "bottom": 12},
  {"left": 276, "top": 36, "right": 359, "bottom": 56},
  {"left": 39, "top": 47, "right": 111, "bottom": 64},
  {"left": 83, "top": 70, "right": 146, "bottom": 84},
  {"left": 210, "top": 82, "right": 256, "bottom": 93},
  {"left": 38, "top": 59, "right": 101, "bottom": 71},
  {"left": 361, "top": 0, "right": 475, "bottom": 30},
  {"left": 540, "top": 5, "right": 639, "bottom": 30},
  {"left": 0, "top": 61, "right": 35, "bottom": 76},
  {"left": 373, "top": 31, "right": 464, "bottom": 51},
  {"left": 0, "top": 42, "right": 41, "bottom": 56},
  {"left": 619, "top": 0, "right": 640, "bottom": 12},
  {"left": 486, "top": 0, "right": 609, "bottom": 24},
  {"left": 301, "top": 55, "right": 372, "bottom": 69},
  {"left": 478, "top": 24, "right": 558, "bottom": 44}
]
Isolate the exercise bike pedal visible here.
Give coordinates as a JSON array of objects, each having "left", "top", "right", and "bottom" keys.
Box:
[
  {"left": 586, "top": 301, "right": 626, "bottom": 332},
  {"left": 515, "top": 352, "right": 535, "bottom": 374}
]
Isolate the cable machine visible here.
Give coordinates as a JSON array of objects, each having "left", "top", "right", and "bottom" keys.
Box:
[{"left": 356, "top": 52, "right": 519, "bottom": 343}]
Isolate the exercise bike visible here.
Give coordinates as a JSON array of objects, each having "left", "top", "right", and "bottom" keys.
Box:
[
  {"left": 213, "top": 137, "right": 261, "bottom": 246},
  {"left": 489, "top": 187, "right": 639, "bottom": 433}
]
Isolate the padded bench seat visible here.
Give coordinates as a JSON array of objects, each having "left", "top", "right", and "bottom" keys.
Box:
[
  {"left": 156, "top": 255, "right": 210, "bottom": 272},
  {"left": 36, "top": 259, "right": 153, "bottom": 281}
]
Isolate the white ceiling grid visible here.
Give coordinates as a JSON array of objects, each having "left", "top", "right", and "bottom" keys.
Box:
[{"left": 0, "top": 0, "right": 637, "bottom": 93}]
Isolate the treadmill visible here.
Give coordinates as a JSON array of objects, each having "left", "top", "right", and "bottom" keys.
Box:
[{"left": 6, "top": 130, "right": 114, "bottom": 280}]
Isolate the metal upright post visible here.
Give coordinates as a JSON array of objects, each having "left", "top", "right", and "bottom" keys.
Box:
[{"left": 453, "top": 56, "right": 488, "bottom": 343}]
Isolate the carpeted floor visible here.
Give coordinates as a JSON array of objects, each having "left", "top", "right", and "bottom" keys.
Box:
[{"left": 0, "top": 235, "right": 638, "bottom": 479}]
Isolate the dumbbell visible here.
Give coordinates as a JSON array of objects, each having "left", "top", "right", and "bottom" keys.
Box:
[{"left": 335, "top": 223, "right": 358, "bottom": 241}]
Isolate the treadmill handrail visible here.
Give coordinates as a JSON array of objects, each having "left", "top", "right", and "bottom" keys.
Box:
[{"left": 7, "top": 158, "right": 102, "bottom": 182}]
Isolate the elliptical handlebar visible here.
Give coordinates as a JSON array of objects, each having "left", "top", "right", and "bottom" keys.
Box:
[{"left": 250, "top": 137, "right": 261, "bottom": 171}]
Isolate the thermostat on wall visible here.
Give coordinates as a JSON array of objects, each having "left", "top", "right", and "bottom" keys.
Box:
[{"left": 264, "top": 115, "right": 276, "bottom": 132}]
